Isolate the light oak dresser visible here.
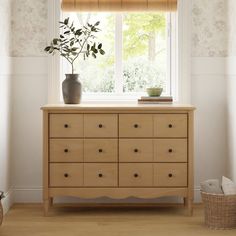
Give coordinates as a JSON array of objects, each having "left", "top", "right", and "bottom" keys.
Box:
[{"left": 41, "top": 104, "right": 195, "bottom": 215}]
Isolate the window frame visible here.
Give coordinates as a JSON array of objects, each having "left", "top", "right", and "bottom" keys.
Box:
[{"left": 47, "top": 0, "right": 192, "bottom": 104}]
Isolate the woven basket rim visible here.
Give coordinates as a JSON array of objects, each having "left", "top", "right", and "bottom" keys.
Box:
[{"left": 201, "top": 191, "right": 236, "bottom": 197}]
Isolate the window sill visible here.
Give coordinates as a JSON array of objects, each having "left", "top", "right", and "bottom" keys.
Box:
[{"left": 60, "top": 93, "right": 173, "bottom": 104}]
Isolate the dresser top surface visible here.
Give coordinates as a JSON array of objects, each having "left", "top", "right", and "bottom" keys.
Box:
[{"left": 41, "top": 103, "right": 195, "bottom": 111}]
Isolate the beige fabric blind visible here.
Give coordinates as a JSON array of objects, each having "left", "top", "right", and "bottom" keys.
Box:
[{"left": 61, "top": 0, "right": 177, "bottom": 12}]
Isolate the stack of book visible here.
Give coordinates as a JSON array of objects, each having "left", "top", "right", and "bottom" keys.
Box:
[{"left": 138, "top": 96, "right": 173, "bottom": 104}]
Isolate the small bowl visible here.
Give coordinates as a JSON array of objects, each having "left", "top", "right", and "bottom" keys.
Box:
[{"left": 146, "top": 87, "right": 163, "bottom": 97}]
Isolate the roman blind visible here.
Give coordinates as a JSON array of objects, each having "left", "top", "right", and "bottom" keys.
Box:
[{"left": 61, "top": 0, "right": 177, "bottom": 12}]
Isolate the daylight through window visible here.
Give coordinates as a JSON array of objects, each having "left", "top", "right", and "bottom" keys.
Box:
[{"left": 62, "top": 12, "right": 172, "bottom": 99}]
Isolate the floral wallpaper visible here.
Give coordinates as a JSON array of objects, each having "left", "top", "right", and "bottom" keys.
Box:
[
  {"left": 11, "top": 0, "right": 47, "bottom": 57},
  {"left": 10, "top": 0, "right": 231, "bottom": 57},
  {"left": 192, "top": 0, "right": 227, "bottom": 57},
  {"left": 227, "top": 0, "right": 236, "bottom": 56},
  {"left": 0, "top": 0, "right": 11, "bottom": 56}
]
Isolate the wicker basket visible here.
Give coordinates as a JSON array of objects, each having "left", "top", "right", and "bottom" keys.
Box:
[
  {"left": 0, "top": 191, "right": 3, "bottom": 226},
  {"left": 201, "top": 191, "right": 236, "bottom": 229}
]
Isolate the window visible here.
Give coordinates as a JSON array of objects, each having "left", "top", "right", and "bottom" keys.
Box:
[
  {"left": 48, "top": 0, "right": 191, "bottom": 103},
  {"left": 61, "top": 12, "right": 176, "bottom": 101}
]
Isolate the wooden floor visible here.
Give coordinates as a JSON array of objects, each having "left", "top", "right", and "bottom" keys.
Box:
[{"left": 1, "top": 204, "right": 236, "bottom": 236}]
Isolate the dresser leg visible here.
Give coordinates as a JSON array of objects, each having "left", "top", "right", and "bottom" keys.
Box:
[
  {"left": 185, "top": 198, "right": 193, "bottom": 216},
  {"left": 44, "top": 199, "right": 50, "bottom": 216},
  {"left": 49, "top": 197, "right": 53, "bottom": 207},
  {"left": 183, "top": 197, "right": 187, "bottom": 207}
]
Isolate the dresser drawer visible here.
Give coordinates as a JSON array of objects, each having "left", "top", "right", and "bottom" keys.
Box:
[
  {"left": 84, "top": 114, "right": 118, "bottom": 137},
  {"left": 154, "top": 163, "right": 187, "bottom": 187},
  {"left": 84, "top": 164, "right": 118, "bottom": 187},
  {"left": 84, "top": 139, "right": 118, "bottom": 162},
  {"left": 119, "top": 164, "right": 153, "bottom": 187},
  {"left": 154, "top": 114, "right": 187, "bottom": 137},
  {"left": 119, "top": 114, "right": 153, "bottom": 137},
  {"left": 50, "top": 163, "right": 83, "bottom": 187},
  {"left": 50, "top": 139, "right": 84, "bottom": 163},
  {"left": 154, "top": 139, "right": 187, "bottom": 163},
  {"left": 50, "top": 114, "right": 83, "bottom": 138},
  {"left": 119, "top": 139, "right": 153, "bottom": 162}
]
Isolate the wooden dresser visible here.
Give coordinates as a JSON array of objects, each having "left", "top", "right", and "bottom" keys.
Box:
[{"left": 42, "top": 104, "right": 195, "bottom": 215}]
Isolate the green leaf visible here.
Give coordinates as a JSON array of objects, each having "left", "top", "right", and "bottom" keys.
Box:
[
  {"left": 99, "top": 49, "right": 105, "bottom": 55},
  {"left": 64, "top": 18, "right": 69, "bottom": 25},
  {"left": 44, "top": 46, "right": 51, "bottom": 52},
  {"left": 92, "top": 53, "right": 96, "bottom": 58},
  {"left": 49, "top": 47, "right": 54, "bottom": 53},
  {"left": 98, "top": 43, "right": 102, "bottom": 49},
  {"left": 95, "top": 21, "right": 100, "bottom": 26},
  {"left": 53, "top": 38, "right": 59, "bottom": 45}
]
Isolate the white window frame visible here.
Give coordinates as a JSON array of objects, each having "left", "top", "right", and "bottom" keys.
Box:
[{"left": 47, "top": 0, "right": 192, "bottom": 104}]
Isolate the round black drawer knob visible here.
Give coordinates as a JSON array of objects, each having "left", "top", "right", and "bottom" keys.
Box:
[
  {"left": 64, "top": 173, "right": 69, "bottom": 178},
  {"left": 134, "top": 173, "right": 139, "bottom": 178},
  {"left": 64, "top": 124, "right": 69, "bottom": 128},
  {"left": 98, "top": 124, "right": 103, "bottom": 128},
  {"left": 99, "top": 149, "right": 103, "bottom": 153},
  {"left": 134, "top": 124, "right": 139, "bottom": 128},
  {"left": 64, "top": 149, "right": 69, "bottom": 153},
  {"left": 168, "top": 173, "right": 173, "bottom": 178},
  {"left": 134, "top": 149, "right": 139, "bottom": 153},
  {"left": 168, "top": 149, "right": 173, "bottom": 153},
  {"left": 168, "top": 124, "right": 173, "bottom": 128},
  {"left": 98, "top": 173, "right": 103, "bottom": 178}
]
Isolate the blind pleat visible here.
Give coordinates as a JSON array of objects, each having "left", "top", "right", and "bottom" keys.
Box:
[{"left": 61, "top": 0, "right": 177, "bottom": 12}]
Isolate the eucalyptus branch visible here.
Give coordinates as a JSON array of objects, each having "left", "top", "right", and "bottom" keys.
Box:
[{"left": 44, "top": 17, "right": 105, "bottom": 74}]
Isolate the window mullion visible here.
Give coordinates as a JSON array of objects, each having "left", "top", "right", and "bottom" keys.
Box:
[
  {"left": 166, "top": 13, "right": 171, "bottom": 96},
  {"left": 115, "top": 14, "right": 123, "bottom": 94}
]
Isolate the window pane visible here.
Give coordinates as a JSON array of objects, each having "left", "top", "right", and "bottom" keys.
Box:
[
  {"left": 71, "top": 13, "right": 115, "bottom": 93},
  {"left": 122, "top": 13, "right": 169, "bottom": 94}
]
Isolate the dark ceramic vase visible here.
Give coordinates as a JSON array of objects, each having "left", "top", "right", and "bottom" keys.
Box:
[{"left": 62, "top": 74, "right": 82, "bottom": 104}]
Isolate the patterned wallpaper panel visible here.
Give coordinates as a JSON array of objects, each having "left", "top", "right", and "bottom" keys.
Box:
[
  {"left": 11, "top": 0, "right": 47, "bottom": 57},
  {"left": 0, "top": 0, "right": 11, "bottom": 56},
  {"left": 192, "top": 0, "right": 227, "bottom": 57},
  {"left": 227, "top": 0, "right": 236, "bottom": 56},
  {"left": 10, "top": 0, "right": 232, "bottom": 57}
]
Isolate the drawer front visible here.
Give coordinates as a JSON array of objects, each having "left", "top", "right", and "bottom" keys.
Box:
[
  {"left": 50, "top": 139, "right": 84, "bottom": 163},
  {"left": 154, "top": 163, "right": 187, "bottom": 187},
  {"left": 119, "top": 114, "right": 153, "bottom": 137},
  {"left": 50, "top": 163, "right": 83, "bottom": 187},
  {"left": 154, "top": 139, "right": 187, "bottom": 163},
  {"left": 119, "top": 164, "right": 153, "bottom": 187},
  {"left": 84, "top": 164, "right": 118, "bottom": 187},
  {"left": 119, "top": 139, "right": 153, "bottom": 162},
  {"left": 84, "top": 114, "right": 118, "bottom": 138},
  {"left": 154, "top": 114, "right": 187, "bottom": 138},
  {"left": 84, "top": 139, "right": 118, "bottom": 162},
  {"left": 50, "top": 114, "right": 83, "bottom": 138}
]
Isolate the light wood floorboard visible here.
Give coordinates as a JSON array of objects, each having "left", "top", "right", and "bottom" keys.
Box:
[{"left": 0, "top": 204, "right": 236, "bottom": 236}]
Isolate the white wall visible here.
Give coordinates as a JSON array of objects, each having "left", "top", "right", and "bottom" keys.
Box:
[
  {"left": 7, "top": 0, "right": 230, "bottom": 203},
  {"left": 191, "top": 58, "right": 227, "bottom": 189},
  {"left": 11, "top": 58, "right": 48, "bottom": 202},
  {"left": 0, "top": 0, "right": 13, "bottom": 213},
  {"left": 226, "top": 0, "right": 236, "bottom": 182}
]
